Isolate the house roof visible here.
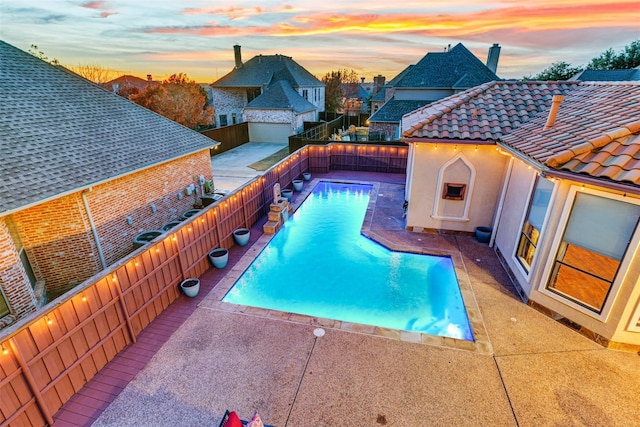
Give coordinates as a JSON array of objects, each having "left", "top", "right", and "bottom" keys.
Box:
[
  {"left": 394, "top": 43, "right": 499, "bottom": 89},
  {"left": 212, "top": 54, "right": 323, "bottom": 88},
  {"left": 402, "top": 80, "right": 579, "bottom": 141},
  {"left": 571, "top": 68, "right": 640, "bottom": 82},
  {"left": 245, "top": 80, "right": 316, "bottom": 113},
  {"left": 370, "top": 99, "right": 429, "bottom": 123},
  {"left": 102, "top": 75, "right": 159, "bottom": 92},
  {"left": 500, "top": 82, "right": 640, "bottom": 186},
  {"left": 0, "top": 41, "right": 218, "bottom": 215}
]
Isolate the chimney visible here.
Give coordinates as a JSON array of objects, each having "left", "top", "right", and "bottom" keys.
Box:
[
  {"left": 361, "top": 77, "right": 365, "bottom": 83},
  {"left": 146, "top": 74, "right": 152, "bottom": 81},
  {"left": 373, "top": 75, "right": 385, "bottom": 95},
  {"left": 544, "top": 95, "right": 563, "bottom": 130},
  {"left": 486, "top": 43, "right": 501, "bottom": 74},
  {"left": 233, "top": 44, "right": 243, "bottom": 69}
]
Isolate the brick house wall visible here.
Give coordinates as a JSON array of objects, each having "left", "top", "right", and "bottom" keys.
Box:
[
  {"left": 3, "top": 149, "right": 213, "bottom": 311},
  {"left": 243, "top": 109, "right": 317, "bottom": 134},
  {"left": 87, "top": 150, "right": 214, "bottom": 265},
  {"left": 369, "top": 122, "right": 400, "bottom": 141},
  {"left": 210, "top": 88, "right": 247, "bottom": 127},
  {"left": 0, "top": 217, "right": 37, "bottom": 326}
]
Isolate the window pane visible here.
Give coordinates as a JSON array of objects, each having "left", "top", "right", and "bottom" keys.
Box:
[
  {"left": 516, "top": 177, "right": 553, "bottom": 272},
  {"left": 548, "top": 255, "right": 614, "bottom": 312},
  {"left": 564, "top": 193, "right": 640, "bottom": 260},
  {"left": 528, "top": 178, "right": 554, "bottom": 229},
  {"left": 0, "top": 282, "right": 9, "bottom": 318}
]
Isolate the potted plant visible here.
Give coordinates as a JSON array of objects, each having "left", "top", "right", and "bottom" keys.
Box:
[
  {"left": 179, "top": 278, "right": 200, "bottom": 297},
  {"left": 133, "top": 230, "right": 163, "bottom": 249},
  {"left": 233, "top": 228, "right": 251, "bottom": 246},
  {"left": 204, "top": 180, "right": 213, "bottom": 194},
  {"left": 208, "top": 248, "right": 229, "bottom": 268},
  {"left": 292, "top": 179, "right": 303, "bottom": 191},
  {"left": 302, "top": 172, "right": 311, "bottom": 181}
]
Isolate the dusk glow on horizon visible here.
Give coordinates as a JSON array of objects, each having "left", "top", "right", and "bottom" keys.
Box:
[{"left": 1, "top": 0, "right": 638, "bottom": 83}]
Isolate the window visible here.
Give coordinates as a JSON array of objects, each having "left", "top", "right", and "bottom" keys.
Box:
[
  {"left": 231, "top": 113, "right": 237, "bottom": 125},
  {"left": 219, "top": 114, "right": 228, "bottom": 127},
  {"left": 0, "top": 283, "right": 9, "bottom": 318},
  {"left": 247, "top": 88, "right": 261, "bottom": 102},
  {"left": 516, "top": 177, "right": 554, "bottom": 272},
  {"left": 302, "top": 89, "right": 308, "bottom": 100},
  {"left": 546, "top": 192, "right": 640, "bottom": 313}
]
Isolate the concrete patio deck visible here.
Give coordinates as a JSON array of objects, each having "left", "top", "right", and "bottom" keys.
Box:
[{"left": 56, "top": 171, "right": 639, "bottom": 427}]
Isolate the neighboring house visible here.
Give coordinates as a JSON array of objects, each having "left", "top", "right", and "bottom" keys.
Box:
[
  {"left": 103, "top": 74, "right": 159, "bottom": 96},
  {"left": 402, "top": 80, "right": 640, "bottom": 348},
  {"left": 370, "top": 43, "right": 501, "bottom": 141},
  {"left": 210, "top": 45, "right": 325, "bottom": 143},
  {"left": 571, "top": 66, "right": 640, "bottom": 81},
  {"left": 0, "top": 41, "right": 220, "bottom": 328}
]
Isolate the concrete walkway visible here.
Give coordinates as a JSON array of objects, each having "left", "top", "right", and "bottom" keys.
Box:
[
  {"left": 211, "top": 142, "right": 288, "bottom": 191},
  {"left": 90, "top": 171, "right": 640, "bottom": 427}
]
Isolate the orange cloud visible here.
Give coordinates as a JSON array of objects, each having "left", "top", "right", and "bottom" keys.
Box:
[
  {"left": 182, "top": 6, "right": 264, "bottom": 20},
  {"left": 81, "top": 1, "right": 108, "bottom": 9}
]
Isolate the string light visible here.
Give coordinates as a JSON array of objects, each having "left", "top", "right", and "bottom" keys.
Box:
[
  {"left": 1, "top": 343, "right": 8, "bottom": 355},
  {"left": 46, "top": 315, "right": 53, "bottom": 325},
  {"left": 475, "top": 144, "right": 478, "bottom": 152},
  {"left": 81, "top": 292, "right": 87, "bottom": 302}
]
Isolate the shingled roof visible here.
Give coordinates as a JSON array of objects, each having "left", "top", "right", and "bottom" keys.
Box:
[
  {"left": 212, "top": 54, "right": 323, "bottom": 88},
  {"left": 394, "top": 43, "right": 499, "bottom": 89},
  {"left": 500, "top": 82, "right": 640, "bottom": 186},
  {"left": 245, "top": 80, "right": 316, "bottom": 113},
  {"left": 402, "top": 80, "right": 579, "bottom": 141},
  {"left": 0, "top": 41, "right": 219, "bottom": 215},
  {"left": 572, "top": 68, "right": 640, "bottom": 82}
]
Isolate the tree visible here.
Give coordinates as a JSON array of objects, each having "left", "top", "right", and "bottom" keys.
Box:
[
  {"left": 525, "top": 61, "right": 583, "bottom": 81},
  {"left": 130, "top": 73, "right": 213, "bottom": 129},
  {"left": 587, "top": 39, "right": 640, "bottom": 70},
  {"left": 321, "top": 69, "right": 360, "bottom": 113},
  {"left": 28, "top": 44, "right": 59, "bottom": 65},
  {"left": 68, "top": 64, "right": 115, "bottom": 84}
]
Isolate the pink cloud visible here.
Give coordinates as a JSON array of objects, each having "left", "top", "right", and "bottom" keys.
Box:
[
  {"left": 182, "top": 6, "right": 264, "bottom": 20},
  {"left": 80, "top": 1, "right": 108, "bottom": 9}
]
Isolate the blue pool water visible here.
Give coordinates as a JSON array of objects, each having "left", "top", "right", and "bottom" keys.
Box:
[{"left": 223, "top": 181, "right": 473, "bottom": 341}]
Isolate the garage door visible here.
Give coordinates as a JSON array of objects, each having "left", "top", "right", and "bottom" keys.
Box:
[{"left": 248, "top": 123, "right": 292, "bottom": 143}]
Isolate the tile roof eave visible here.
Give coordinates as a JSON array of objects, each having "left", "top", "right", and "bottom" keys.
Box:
[
  {"left": 0, "top": 146, "right": 216, "bottom": 218},
  {"left": 544, "top": 169, "right": 640, "bottom": 196},
  {"left": 495, "top": 141, "right": 546, "bottom": 169},
  {"left": 402, "top": 137, "right": 497, "bottom": 145}
]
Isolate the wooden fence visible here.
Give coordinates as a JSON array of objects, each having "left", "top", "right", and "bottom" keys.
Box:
[
  {"left": 200, "top": 122, "right": 249, "bottom": 155},
  {"left": 0, "top": 143, "right": 404, "bottom": 426}
]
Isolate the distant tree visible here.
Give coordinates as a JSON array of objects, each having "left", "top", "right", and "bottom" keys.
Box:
[
  {"left": 321, "top": 69, "right": 360, "bottom": 113},
  {"left": 130, "top": 73, "right": 213, "bottom": 129},
  {"left": 587, "top": 39, "right": 640, "bottom": 69},
  {"left": 68, "top": 64, "right": 115, "bottom": 84},
  {"left": 525, "top": 61, "right": 583, "bottom": 81}
]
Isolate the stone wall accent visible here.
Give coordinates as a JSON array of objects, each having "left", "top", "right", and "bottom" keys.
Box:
[{"left": 210, "top": 88, "right": 246, "bottom": 127}]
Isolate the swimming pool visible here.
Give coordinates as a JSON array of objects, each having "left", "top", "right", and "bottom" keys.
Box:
[{"left": 223, "top": 181, "right": 474, "bottom": 341}]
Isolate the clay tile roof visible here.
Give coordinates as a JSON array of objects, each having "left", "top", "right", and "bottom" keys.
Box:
[
  {"left": 501, "top": 81, "right": 640, "bottom": 185},
  {"left": 402, "top": 80, "right": 578, "bottom": 141}
]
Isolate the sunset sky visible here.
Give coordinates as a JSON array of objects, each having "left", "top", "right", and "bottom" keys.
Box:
[{"left": 1, "top": 0, "right": 639, "bottom": 83}]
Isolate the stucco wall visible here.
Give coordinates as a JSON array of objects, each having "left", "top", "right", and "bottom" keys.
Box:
[{"left": 405, "top": 143, "right": 507, "bottom": 233}]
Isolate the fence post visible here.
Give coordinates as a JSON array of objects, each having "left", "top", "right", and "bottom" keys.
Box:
[
  {"left": 9, "top": 337, "right": 54, "bottom": 426},
  {"left": 112, "top": 276, "right": 137, "bottom": 344}
]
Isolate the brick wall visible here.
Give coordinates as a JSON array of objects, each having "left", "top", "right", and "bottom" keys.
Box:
[
  {"left": 13, "top": 195, "right": 102, "bottom": 297},
  {"left": 0, "top": 218, "right": 38, "bottom": 326},
  {"left": 369, "top": 123, "right": 399, "bottom": 141},
  {"left": 87, "top": 150, "right": 213, "bottom": 265},
  {"left": 210, "top": 88, "right": 246, "bottom": 127}
]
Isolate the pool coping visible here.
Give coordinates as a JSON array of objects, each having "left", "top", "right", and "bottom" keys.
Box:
[{"left": 199, "top": 178, "right": 493, "bottom": 355}]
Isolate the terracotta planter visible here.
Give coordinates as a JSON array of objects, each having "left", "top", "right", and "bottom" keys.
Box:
[
  {"left": 233, "top": 228, "right": 251, "bottom": 246},
  {"left": 179, "top": 278, "right": 200, "bottom": 298},
  {"left": 292, "top": 179, "right": 303, "bottom": 191},
  {"left": 208, "top": 248, "right": 229, "bottom": 269}
]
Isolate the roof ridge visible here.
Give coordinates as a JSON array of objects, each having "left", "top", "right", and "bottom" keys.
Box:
[{"left": 546, "top": 120, "right": 640, "bottom": 167}]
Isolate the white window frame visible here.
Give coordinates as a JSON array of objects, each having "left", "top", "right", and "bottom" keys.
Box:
[
  {"left": 431, "top": 153, "right": 476, "bottom": 222},
  {"left": 538, "top": 186, "right": 640, "bottom": 322},
  {"left": 511, "top": 174, "right": 557, "bottom": 282}
]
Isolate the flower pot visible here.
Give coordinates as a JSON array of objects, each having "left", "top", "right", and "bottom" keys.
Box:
[
  {"left": 208, "top": 248, "right": 229, "bottom": 268},
  {"left": 475, "top": 226, "right": 492, "bottom": 243},
  {"left": 201, "top": 194, "right": 223, "bottom": 207},
  {"left": 302, "top": 172, "right": 311, "bottom": 181},
  {"left": 133, "top": 230, "right": 163, "bottom": 249},
  {"left": 292, "top": 179, "right": 303, "bottom": 191},
  {"left": 233, "top": 228, "right": 251, "bottom": 246},
  {"left": 281, "top": 189, "right": 293, "bottom": 201},
  {"left": 179, "top": 278, "right": 200, "bottom": 298}
]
